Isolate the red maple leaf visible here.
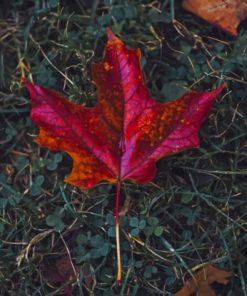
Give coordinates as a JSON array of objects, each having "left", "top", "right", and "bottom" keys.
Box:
[{"left": 24, "top": 28, "right": 224, "bottom": 283}]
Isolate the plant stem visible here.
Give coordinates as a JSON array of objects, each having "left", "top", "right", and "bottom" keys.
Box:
[{"left": 115, "top": 180, "right": 122, "bottom": 284}]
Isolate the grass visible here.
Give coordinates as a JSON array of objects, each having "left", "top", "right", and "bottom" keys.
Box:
[{"left": 0, "top": 0, "right": 247, "bottom": 295}]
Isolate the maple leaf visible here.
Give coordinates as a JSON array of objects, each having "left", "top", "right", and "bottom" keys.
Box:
[
  {"left": 182, "top": 0, "right": 247, "bottom": 37},
  {"left": 175, "top": 264, "right": 232, "bottom": 296},
  {"left": 24, "top": 28, "right": 224, "bottom": 283}
]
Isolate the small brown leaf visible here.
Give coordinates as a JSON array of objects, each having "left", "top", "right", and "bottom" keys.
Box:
[
  {"left": 56, "top": 254, "right": 80, "bottom": 281},
  {"left": 175, "top": 264, "right": 232, "bottom": 296},
  {"left": 182, "top": 0, "right": 247, "bottom": 37},
  {"left": 42, "top": 255, "right": 80, "bottom": 295}
]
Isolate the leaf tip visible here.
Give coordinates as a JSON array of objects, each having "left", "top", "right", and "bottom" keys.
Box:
[
  {"left": 106, "top": 27, "right": 123, "bottom": 45},
  {"left": 21, "top": 76, "right": 27, "bottom": 84},
  {"left": 106, "top": 27, "right": 116, "bottom": 41},
  {"left": 22, "top": 78, "right": 34, "bottom": 91},
  {"left": 213, "top": 83, "right": 226, "bottom": 98}
]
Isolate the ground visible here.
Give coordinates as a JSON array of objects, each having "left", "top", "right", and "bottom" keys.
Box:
[{"left": 0, "top": 1, "right": 247, "bottom": 295}]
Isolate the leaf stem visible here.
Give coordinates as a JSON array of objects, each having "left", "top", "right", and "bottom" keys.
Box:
[{"left": 115, "top": 180, "right": 122, "bottom": 284}]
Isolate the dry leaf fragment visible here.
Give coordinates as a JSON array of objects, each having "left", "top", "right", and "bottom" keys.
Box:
[
  {"left": 42, "top": 255, "right": 80, "bottom": 295},
  {"left": 182, "top": 0, "right": 247, "bottom": 37},
  {"left": 175, "top": 264, "right": 232, "bottom": 296}
]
